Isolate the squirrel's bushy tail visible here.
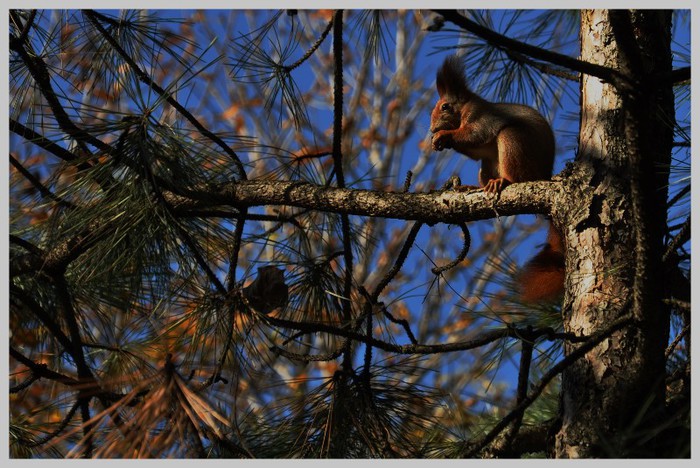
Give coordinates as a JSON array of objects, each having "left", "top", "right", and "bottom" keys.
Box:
[{"left": 518, "top": 224, "right": 565, "bottom": 303}]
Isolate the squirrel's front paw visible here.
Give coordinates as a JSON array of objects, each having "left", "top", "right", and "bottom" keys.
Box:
[{"left": 431, "top": 131, "right": 451, "bottom": 151}]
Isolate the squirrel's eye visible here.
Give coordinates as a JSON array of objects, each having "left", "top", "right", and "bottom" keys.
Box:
[{"left": 441, "top": 103, "right": 451, "bottom": 111}]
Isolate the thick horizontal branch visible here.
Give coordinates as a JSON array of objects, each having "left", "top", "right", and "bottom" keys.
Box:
[
  {"left": 12, "top": 179, "right": 558, "bottom": 278},
  {"left": 178, "top": 179, "right": 557, "bottom": 225}
]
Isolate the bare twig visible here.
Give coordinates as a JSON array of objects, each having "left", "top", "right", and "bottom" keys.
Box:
[
  {"left": 431, "top": 222, "right": 471, "bottom": 275},
  {"left": 283, "top": 17, "right": 334, "bottom": 72}
]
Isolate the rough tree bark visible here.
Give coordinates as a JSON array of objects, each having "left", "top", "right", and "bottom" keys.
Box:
[{"left": 555, "top": 10, "right": 673, "bottom": 457}]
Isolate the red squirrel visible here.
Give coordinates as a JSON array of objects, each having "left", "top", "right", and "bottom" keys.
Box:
[{"left": 429, "top": 55, "right": 564, "bottom": 303}]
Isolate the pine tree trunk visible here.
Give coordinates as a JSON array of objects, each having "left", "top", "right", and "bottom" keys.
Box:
[{"left": 555, "top": 9, "right": 674, "bottom": 458}]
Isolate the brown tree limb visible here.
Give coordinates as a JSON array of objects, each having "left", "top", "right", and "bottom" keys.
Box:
[
  {"left": 12, "top": 179, "right": 558, "bottom": 279},
  {"left": 179, "top": 178, "right": 556, "bottom": 225}
]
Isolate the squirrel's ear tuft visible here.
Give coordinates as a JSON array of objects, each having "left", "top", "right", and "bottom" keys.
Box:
[{"left": 436, "top": 55, "right": 469, "bottom": 100}]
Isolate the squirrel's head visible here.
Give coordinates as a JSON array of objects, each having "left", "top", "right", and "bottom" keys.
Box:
[{"left": 430, "top": 56, "right": 469, "bottom": 133}]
